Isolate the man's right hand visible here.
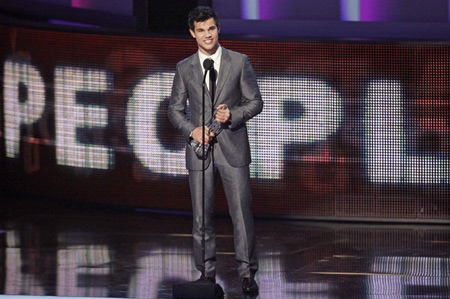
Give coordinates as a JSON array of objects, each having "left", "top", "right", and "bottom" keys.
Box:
[{"left": 191, "top": 126, "right": 215, "bottom": 144}]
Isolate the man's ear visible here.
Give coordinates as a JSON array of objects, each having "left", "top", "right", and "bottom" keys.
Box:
[{"left": 189, "top": 29, "right": 196, "bottom": 38}]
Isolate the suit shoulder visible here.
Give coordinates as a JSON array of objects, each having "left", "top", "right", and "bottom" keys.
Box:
[
  {"left": 176, "top": 53, "right": 196, "bottom": 70},
  {"left": 223, "top": 49, "right": 251, "bottom": 69},
  {"left": 224, "top": 48, "right": 248, "bottom": 60}
]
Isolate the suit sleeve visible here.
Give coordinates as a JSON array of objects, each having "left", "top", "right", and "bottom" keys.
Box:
[
  {"left": 228, "top": 55, "right": 263, "bottom": 129},
  {"left": 168, "top": 63, "right": 196, "bottom": 139}
]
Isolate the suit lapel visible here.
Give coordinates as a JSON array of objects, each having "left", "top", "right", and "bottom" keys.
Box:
[{"left": 214, "top": 48, "right": 231, "bottom": 105}]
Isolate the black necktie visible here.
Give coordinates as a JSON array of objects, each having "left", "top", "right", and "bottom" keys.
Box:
[{"left": 209, "top": 60, "right": 216, "bottom": 101}]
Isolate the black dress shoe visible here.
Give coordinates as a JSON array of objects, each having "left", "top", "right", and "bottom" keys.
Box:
[
  {"left": 242, "top": 277, "right": 259, "bottom": 293},
  {"left": 206, "top": 276, "right": 216, "bottom": 284},
  {"left": 200, "top": 275, "right": 216, "bottom": 284}
]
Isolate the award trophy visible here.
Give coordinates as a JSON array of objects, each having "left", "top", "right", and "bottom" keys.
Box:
[{"left": 190, "top": 105, "right": 227, "bottom": 160}]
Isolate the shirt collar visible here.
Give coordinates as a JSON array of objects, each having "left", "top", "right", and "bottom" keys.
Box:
[{"left": 198, "top": 45, "right": 222, "bottom": 69}]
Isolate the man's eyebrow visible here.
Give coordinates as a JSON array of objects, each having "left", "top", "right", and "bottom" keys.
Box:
[{"left": 196, "top": 25, "right": 216, "bottom": 31}]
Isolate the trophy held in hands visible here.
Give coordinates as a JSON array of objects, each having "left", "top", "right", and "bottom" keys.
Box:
[{"left": 190, "top": 105, "right": 227, "bottom": 160}]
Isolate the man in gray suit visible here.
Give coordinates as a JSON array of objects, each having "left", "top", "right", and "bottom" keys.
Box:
[{"left": 168, "top": 6, "right": 263, "bottom": 294}]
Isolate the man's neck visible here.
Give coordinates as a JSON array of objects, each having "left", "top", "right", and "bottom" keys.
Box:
[{"left": 199, "top": 45, "right": 219, "bottom": 57}]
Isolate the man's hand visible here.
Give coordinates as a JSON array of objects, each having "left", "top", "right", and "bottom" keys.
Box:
[
  {"left": 191, "top": 126, "right": 215, "bottom": 144},
  {"left": 215, "top": 104, "right": 231, "bottom": 123}
]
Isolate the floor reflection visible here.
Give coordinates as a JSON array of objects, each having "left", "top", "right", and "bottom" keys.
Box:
[{"left": 1, "top": 197, "right": 449, "bottom": 298}]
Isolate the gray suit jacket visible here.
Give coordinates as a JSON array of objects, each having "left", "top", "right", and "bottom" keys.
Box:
[{"left": 168, "top": 47, "right": 263, "bottom": 170}]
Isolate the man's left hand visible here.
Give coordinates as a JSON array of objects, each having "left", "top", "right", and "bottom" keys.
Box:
[{"left": 215, "top": 104, "right": 231, "bottom": 123}]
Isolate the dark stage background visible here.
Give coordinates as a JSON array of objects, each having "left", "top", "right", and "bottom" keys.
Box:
[{"left": 0, "top": 25, "right": 449, "bottom": 222}]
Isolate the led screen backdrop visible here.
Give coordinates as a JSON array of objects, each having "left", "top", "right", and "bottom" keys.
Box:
[{"left": 0, "top": 25, "right": 449, "bottom": 221}]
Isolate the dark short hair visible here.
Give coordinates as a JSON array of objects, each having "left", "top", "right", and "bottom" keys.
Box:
[{"left": 188, "top": 6, "right": 220, "bottom": 31}]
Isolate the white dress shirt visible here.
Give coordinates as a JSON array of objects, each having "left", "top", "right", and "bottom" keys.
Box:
[{"left": 198, "top": 45, "right": 222, "bottom": 91}]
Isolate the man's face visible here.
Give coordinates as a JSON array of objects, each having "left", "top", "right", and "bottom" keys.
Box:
[{"left": 190, "top": 17, "right": 220, "bottom": 56}]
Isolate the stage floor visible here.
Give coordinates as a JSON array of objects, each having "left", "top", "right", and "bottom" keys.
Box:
[{"left": 1, "top": 196, "right": 449, "bottom": 299}]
